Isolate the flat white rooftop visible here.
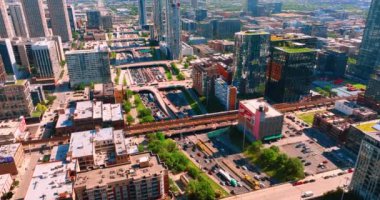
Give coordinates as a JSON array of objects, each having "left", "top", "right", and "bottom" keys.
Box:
[
  {"left": 240, "top": 98, "right": 283, "bottom": 118},
  {"left": 69, "top": 130, "right": 95, "bottom": 158},
  {"left": 25, "top": 161, "right": 76, "bottom": 200}
]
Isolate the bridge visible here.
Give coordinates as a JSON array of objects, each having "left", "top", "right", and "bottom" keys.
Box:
[
  {"left": 125, "top": 111, "right": 239, "bottom": 136},
  {"left": 20, "top": 95, "right": 357, "bottom": 149},
  {"left": 115, "top": 60, "right": 172, "bottom": 69},
  {"left": 111, "top": 46, "right": 160, "bottom": 53}
]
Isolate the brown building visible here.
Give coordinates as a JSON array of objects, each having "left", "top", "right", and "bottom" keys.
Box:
[
  {"left": 0, "top": 143, "right": 24, "bottom": 175},
  {"left": 93, "top": 82, "right": 115, "bottom": 103},
  {"left": 192, "top": 55, "right": 234, "bottom": 97},
  {"left": 74, "top": 152, "right": 169, "bottom": 200},
  {"left": 56, "top": 101, "right": 124, "bottom": 135},
  {"left": 312, "top": 111, "right": 351, "bottom": 142},
  {"left": 0, "top": 79, "right": 34, "bottom": 120},
  {"left": 207, "top": 40, "right": 234, "bottom": 53}
]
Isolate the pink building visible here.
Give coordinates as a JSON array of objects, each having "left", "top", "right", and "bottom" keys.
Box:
[{"left": 238, "top": 99, "right": 283, "bottom": 141}]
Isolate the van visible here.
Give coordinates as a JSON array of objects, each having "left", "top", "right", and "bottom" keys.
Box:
[{"left": 302, "top": 191, "right": 314, "bottom": 198}]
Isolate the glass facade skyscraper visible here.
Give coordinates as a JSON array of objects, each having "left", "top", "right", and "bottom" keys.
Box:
[
  {"left": 352, "top": 0, "right": 380, "bottom": 80},
  {"left": 233, "top": 31, "right": 270, "bottom": 96}
]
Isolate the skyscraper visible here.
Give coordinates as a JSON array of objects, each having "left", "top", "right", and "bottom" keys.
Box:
[
  {"left": 364, "top": 70, "right": 380, "bottom": 103},
  {"left": 66, "top": 44, "right": 111, "bottom": 86},
  {"left": 86, "top": 10, "right": 102, "bottom": 29},
  {"left": 31, "top": 40, "right": 61, "bottom": 80},
  {"left": 0, "top": 55, "right": 6, "bottom": 83},
  {"left": 0, "top": 0, "right": 14, "bottom": 38},
  {"left": 352, "top": 0, "right": 380, "bottom": 80},
  {"left": 350, "top": 132, "right": 380, "bottom": 200},
  {"left": 0, "top": 39, "right": 18, "bottom": 77},
  {"left": 101, "top": 14, "right": 113, "bottom": 31},
  {"left": 138, "top": 0, "right": 147, "bottom": 26},
  {"left": 21, "top": 0, "right": 49, "bottom": 38},
  {"left": 67, "top": 5, "right": 77, "bottom": 32},
  {"left": 265, "top": 45, "right": 317, "bottom": 103},
  {"left": 8, "top": 3, "right": 29, "bottom": 38},
  {"left": 233, "top": 31, "right": 270, "bottom": 96},
  {"left": 247, "top": 0, "right": 258, "bottom": 16},
  {"left": 47, "top": 0, "right": 72, "bottom": 42},
  {"left": 153, "top": 0, "right": 164, "bottom": 41},
  {"left": 165, "top": 0, "right": 182, "bottom": 60}
]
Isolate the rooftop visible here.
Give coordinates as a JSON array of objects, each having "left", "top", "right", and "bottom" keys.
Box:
[
  {"left": 0, "top": 174, "right": 11, "bottom": 187},
  {"left": 236, "top": 30, "right": 269, "bottom": 36},
  {"left": 50, "top": 144, "right": 69, "bottom": 162},
  {"left": 276, "top": 46, "right": 316, "bottom": 54},
  {"left": 24, "top": 161, "right": 76, "bottom": 200},
  {"left": 354, "top": 120, "right": 380, "bottom": 134},
  {"left": 69, "top": 130, "right": 95, "bottom": 158},
  {"left": 0, "top": 143, "right": 21, "bottom": 158},
  {"left": 240, "top": 98, "right": 283, "bottom": 118},
  {"left": 74, "top": 152, "right": 166, "bottom": 189}
]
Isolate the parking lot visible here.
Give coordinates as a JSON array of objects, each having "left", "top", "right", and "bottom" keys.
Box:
[
  {"left": 280, "top": 141, "right": 337, "bottom": 175},
  {"left": 129, "top": 66, "right": 166, "bottom": 85}
]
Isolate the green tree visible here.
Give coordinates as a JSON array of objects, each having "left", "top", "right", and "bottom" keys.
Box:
[
  {"left": 188, "top": 166, "right": 200, "bottom": 179},
  {"left": 36, "top": 103, "right": 47, "bottom": 112},
  {"left": 184, "top": 62, "right": 189, "bottom": 69},
  {"left": 127, "top": 114, "right": 134, "bottom": 124},
  {"left": 247, "top": 141, "right": 263, "bottom": 155},
  {"left": 123, "top": 75, "right": 127, "bottom": 86},
  {"left": 186, "top": 180, "right": 215, "bottom": 200},
  {"left": 176, "top": 72, "right": 185, "bottom": 80},
  {"left": 123, "top": 101, "right": 132, "bottom": 113},
  {"left": 138, "top": 144, "right": 144, "bottom": 152}
]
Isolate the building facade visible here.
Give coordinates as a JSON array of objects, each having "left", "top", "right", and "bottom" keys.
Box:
[
  {"left": 233, "top": 31, "right": 270, "bottom": 96},
  {"left": 86, "top": 10, "right": 102, "bottom": 29},
  {"left": 67, "top": 5, "right": 77, "bottom": 32},
  {"left": 31, "top": 40, "right": 61, "bottom": 80},
  {"left": 247, "top": 0, "right": 258, "bottom": 16},
  {"left": 350, "top": 133, "right": 380, "bottom": 200},
  {"left": 351, "top": 0, "right": 380, "bottom": 80},
  {"left": 0, "top": 0, "right": 14, "bottom": 38},
  {"left": 214, "top": 78, "right": 237, "bottom": 110},
  {"left": 101, "top": 14, "right": 113, "bottom": 31},
  {"left": 138, "top": 0, "right": 147, "bottom": 27},
  {"left": 47, "top": 0, "right": 73, "bottom": 42},
  {"left": 21, "top": 0, "right": 49, "bottom": 38},
  {"left": 66, "top": 45, "right": 111, "bottom": 86},
  {"left": 0, "top": 143, "right": 24, "bottom": 175},
  {"left": 8, "top": 3, "right": 29, "bottom": 38},
  {"left": 153, "top": 0, "right": 164, "bottom": 41},
  {"left": 238, "top": 99, "right": 284, "bottom": 141},
  {"left": 0, "top": 39, "right": 18, "bottom": 77},
  {"left": 74, "top": 152, "right": 169, "bottom": 200},
  {"left": 365, "top": 70, "right": 380, "bottom": 103},
  {"left": 265, "top": 45, "right": 316, "bottom": 103},
  {"left": 0, "top": 79, "right": 33, "bottom": 120},
  {"left": 165, "top": 0, "right": 182, "bottom": 60}
]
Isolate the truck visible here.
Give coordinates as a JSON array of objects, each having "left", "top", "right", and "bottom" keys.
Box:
[{"left": 218, "top": 169, "right": 238, "bottom": 187}]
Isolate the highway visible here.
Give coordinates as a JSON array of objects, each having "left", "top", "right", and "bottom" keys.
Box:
[{"left": 224, "top": 170, "right": 352, "bottom": 200}]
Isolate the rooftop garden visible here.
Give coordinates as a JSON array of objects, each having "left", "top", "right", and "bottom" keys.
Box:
[{"left": 280, "top": 46, "right": 315, "bottom": 54}]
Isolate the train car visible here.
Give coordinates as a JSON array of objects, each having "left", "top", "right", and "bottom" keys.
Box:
[{"left": 218, "top": 169, "right": 237, "bottom": 187}]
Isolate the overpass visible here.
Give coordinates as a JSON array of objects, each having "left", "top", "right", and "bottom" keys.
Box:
[
  {"left": 20, "top": 95, "right": 357, "bottom": 148},
  {"left": 116, "top": 60, "right": 172, "bottom": 69},
  {"left": 125, "top": 111, "right": 239, "bottom": 136},
  {"left": 111, "top": 46, "right": 160, "bottom": 53}
]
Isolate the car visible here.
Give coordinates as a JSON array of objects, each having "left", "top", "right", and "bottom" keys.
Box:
[
  {"left": 254, "top": 175, "right": 261, "bottom": 180},
  {"left": 301, "top": 159, "right": 306, "bottom": 163},
  {"left": 322, "top": 160, "right": 328, "bottom": 164},
  {"left": 293, "top": 181, "right": 303, "bottom": 186},
  {"left": 220, "top": 181, "right": 226, "bottom": 186},
  {"left": 338, "top": 172, "right": 347, "bottom": 176},
  {"left": 309, "top": 141, "right": 314, "bottom": 144},
  {"left": 242, "top": 166, "right": 248, "bottom": 171},
  {"left": 304, "top": 162, "right": 311, "bottom": 166},
  {"left": 196, "top": 160, "right": 199, "bottom": 163},
  {"left": 302, "top": 191, "right": 314, "bottom": 198},
  {"left": 348, "top": 168, "right": 354, "bottom": 173},
  {"left": 208, "top": 170, "right": 213, "bottom": 175},
  {"left": 309, "top": 179, "right": 316, "bottom": 183},
  {"left": 297, "top": 156, "right": 303, "bottom": 159},
  {"left": 197, "top": 153, "right": 201, "bottom": 157},
  {"left": 236, "top": 165, "right": 240, "bottom": 169}
]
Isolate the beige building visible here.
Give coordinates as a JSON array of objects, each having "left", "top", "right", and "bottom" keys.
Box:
[
  {"left": 47, "top": 0, "right": 72, "bottom": 42},
  {"left": 0, "top": 174, "right": 13, "bottom": 197},
  {"left": 0, "top": 79, "right": 33, "bottom": 120},
  {"left": 0, "top": 143, "right": 24, "bottom": 175},
  {"left": 74, "top": 152, "right": 169, "bottom": 200}
]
